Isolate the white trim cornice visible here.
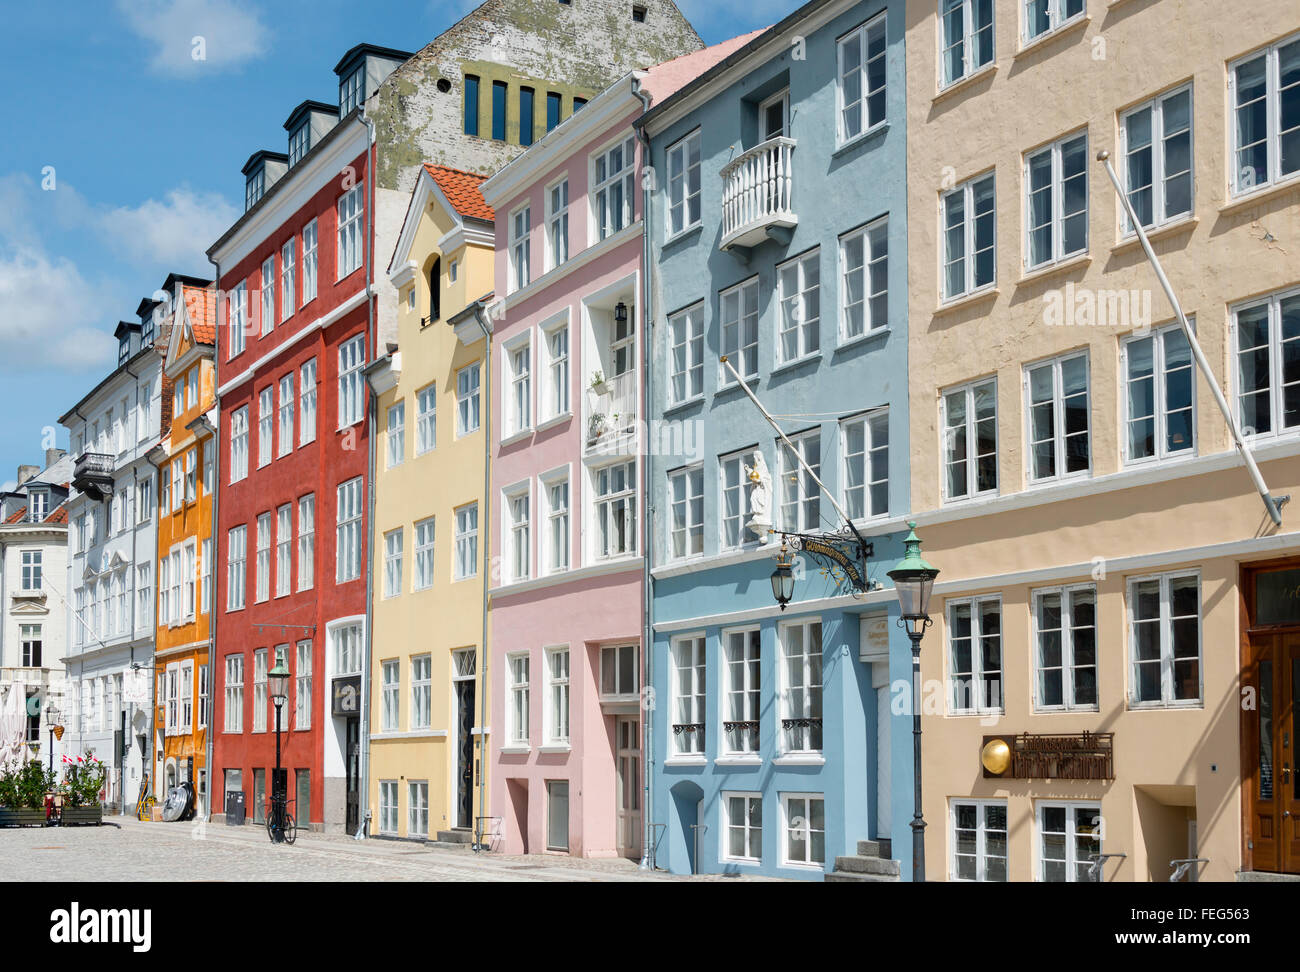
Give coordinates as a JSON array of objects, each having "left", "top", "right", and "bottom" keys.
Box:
[
  {"left": 489, "top": 555, "right": 642, "bottom": 599},
  {"left": 501, "top": 221, "right": 642, "bottom": 313}
]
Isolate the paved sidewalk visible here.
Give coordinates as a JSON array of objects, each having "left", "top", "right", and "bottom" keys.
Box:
[{"left": 1, "top": 817, "right": 783, "bottom": 882}]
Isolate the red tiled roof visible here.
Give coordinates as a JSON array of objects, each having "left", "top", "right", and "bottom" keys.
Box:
[
  {"left": 45, "top": 506, "right": 68, "bottom": 524},
  {"left": 424, "top": 164, "right": 494, "bottom": 221},
  {"left": 4, "top": 508, "right": 24, "bottom": 524},
  {"left": 182, "top": 284, "right": 217, "bottom": 346}
]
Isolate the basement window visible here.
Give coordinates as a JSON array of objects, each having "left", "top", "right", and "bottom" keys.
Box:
[{"left": 632, "top": 4, "right": 646, "bottom": 21}]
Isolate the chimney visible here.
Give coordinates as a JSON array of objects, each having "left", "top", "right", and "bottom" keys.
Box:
[
  {"left": 16, "top": 465, "right": 38, "bottom": 487},
  {"left": 45, "top": 448, "right": 66, "bottom": 470}
]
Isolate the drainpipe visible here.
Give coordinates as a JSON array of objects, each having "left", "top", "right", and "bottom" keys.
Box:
[
  {"left": 119, "top": 359, "right": 141, "bottom": 818},
  {"left": 358, "top": 107, "right": 379, "bottom": 839},
  {"left": 471, "top": 301, "right": 493, "bottom": 848},
  {"left": 632, "top": 75, "right": 655, "bottom": 871},
  {"left": 205, "top": 258, "right": 221, "bottom": 823}
]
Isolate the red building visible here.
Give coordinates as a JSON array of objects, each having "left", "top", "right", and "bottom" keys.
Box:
[{"left": 209, "top": 110, "right": 373, "bottom": 834}]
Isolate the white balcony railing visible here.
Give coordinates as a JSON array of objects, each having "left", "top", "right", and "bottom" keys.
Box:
[
  {"left": 719, "top": 136, "right": 797, "bottom": 251},
  {"left": 585, "top": 372, "right": 637, "bottom": 453}
]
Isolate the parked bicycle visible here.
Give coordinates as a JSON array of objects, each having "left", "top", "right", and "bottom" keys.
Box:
[
  {"left": 266, "top": 794, "right": 297, "bottom": 845},
  {"left": 135, "top": 774, "right": 156, "bottom": 822}
]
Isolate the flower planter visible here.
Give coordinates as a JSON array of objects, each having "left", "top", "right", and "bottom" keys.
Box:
[
  {"left": 0, "top": 807, "right": 48, "bottom": 827},
  {"left": 61, "top": 805, "right": 103, "bottom": 826}
]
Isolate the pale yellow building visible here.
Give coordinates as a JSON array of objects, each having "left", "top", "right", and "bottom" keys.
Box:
[
  {"left": 365, "top": 165, "right": 494, "bottom": 842},
  {"left": 904, "top": 0, "right": 1300, "bottom": 880}
]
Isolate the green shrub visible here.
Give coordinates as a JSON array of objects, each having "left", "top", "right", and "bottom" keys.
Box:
[
  {"left": 14, "top": 760, "right": 54, "bottom": 809},
  {"left": 0, "top": 766, "right": 20, "bottom": 808},
  {"left": 65, "top": 755, "right": 106, "bottom": 807}
]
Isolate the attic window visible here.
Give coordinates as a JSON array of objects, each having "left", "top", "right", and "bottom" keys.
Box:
[
  {"left": 119, "top": 334, "right": 130, "bottom": 365},
  {"left": 142, "top": 313, "right": 155, "bottom": 347},
  {"left": 437, "top": 78, "right": 452, "bottom": 93},
  {"left": 288, "top": 123, "right": 309, "bottom": 166},
  {"left": 340, "top": 64, "right": 365, "bottom": 115},
  {"left": 27, "top": 490, "right": 48, "bottom": 523},
  {"left": 558, "top": 0, "right": 570, "bottom": 5},
  {"left": 632, "top": 4, "right": 646, "bottom": 21},
  {"left": 245, "top": 169, "right": 266, "bottom": 212}
]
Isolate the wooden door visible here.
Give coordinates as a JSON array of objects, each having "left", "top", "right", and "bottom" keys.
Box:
[{"left": 1245, "top": 632, "right": 1300, "bottom": 874}]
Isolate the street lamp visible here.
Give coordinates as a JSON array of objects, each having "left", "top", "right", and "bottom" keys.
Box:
[
  {"left": 45, "top": 704, "right": 61, "bottom": 773},
  {"left": 268, "top": 658, "right": 290, "bottom": 843},
  {"left": 887, "top": 521, "right": 939, "bottom": 883},
  {"left": 770, "top": 539, "right": 795, "bottom": 610}
]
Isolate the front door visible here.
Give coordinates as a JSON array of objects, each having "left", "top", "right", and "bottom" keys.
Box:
[
  {"left": 345, "top": 716, "right": 360, "bottom": 835},
  {"left": 455, "top": 680, "right": 475, "bottom": 830},
  {"left": 615, "top": 717, "right": 641, "bottom": 859},
  {"left": 1246, "top": 631, "right": 1300, "bottom": 873}
]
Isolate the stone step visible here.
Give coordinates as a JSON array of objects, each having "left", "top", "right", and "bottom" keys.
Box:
[
  {"left": 833, "top": 854, "right": 901, "bottom": 877},
  {"left": 856, "top": 840, "right": 883, "bottom": 858},
  {"left": 1236, "top": 870, "right": 1300, "bottom": 882},
  {"left": 435, "top": 828, "right": 474, "bottom": 844},
  {"left": 825, "top": 870, "right": 901, "bottom": 882}
]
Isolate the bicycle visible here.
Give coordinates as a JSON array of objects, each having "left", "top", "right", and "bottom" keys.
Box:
[
  {"left": 266, "top": 794, "right": 297, "bottom": 845},
  {"left": 135, "top": 774, "right": 156, "bottom": 822}
]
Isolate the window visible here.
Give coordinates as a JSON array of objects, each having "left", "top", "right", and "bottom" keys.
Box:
[
  {"left": 723, "top": 628, "right": 761, "bottom": 754},
  {"left": 227, "top": 526, "right": 247, "bottom": 611},
  {"left": 454, "top": 503, "right": 478, "bottom": 580},
  {"left": 276, "top": 505, "right": 291, "bottom": 597},
  {"left": 951, "top": 800, "right": 1008, "bottom": 881},
  {"left": 224, "top": 654, "right": 243, "bottom": 732},
  {"left": 1038, "top": 802, "right": 1101, "bottom": 882},
  {"left": 519, "top": 86, "right": 535, "bottom": 146},
  {"left": 942, "top": 173, "right": 996, "bottom": 299},
  {"left": 255, "top": 513, "right": 271, "bottom": 603},
  {"left": 778, "top": 429, "right": 820, "bottom": 532},
  {"left": 665, "top": 130, "right": 702, "bottom": 237},
  {"left": 387, "top": 401, "right": 405, "bottom": 469},
  {"left": 338, "top": 335, "right": 365, "bottom": 428},
  {"left": 668, "top": 465, "right": 704, "bottom": 560},
  {"left": 1232, "top": 36, "right": 1300, "bottom": 195},
  {"left": 837, "top": 13, "right": 887, "bottom": 144},
  {"left": 546, "top": 781, "right": 569, "bottom": 851},
  {"left": 408, "top": 781, "right": 429, "bottom": 838},
  {"left": 573, "top": 97, "right": 587, "bottom": 112},
  {"left": 138, "top": 477, "right": 153, "bottom": 524},
  {"left": 171, "top": 458, "right": 183, "bottom": 511},
  {"left": 1235, "top": 289, "right": 1300, "bottom": 438},
  {"left": 506, "top": 487, "right": 530, "bottom": 582},
  {"left": 340, "top": 64, "right": 364, "bottom": 114},
  {"left": 1025, "top": 352, "right": 1090, "bottom": 482},
  {"left": 508, "top": 652, "right": 530, "bottom": 745},
  {"left": 260, "top": 257, "right": 275, "bottom": 336},
  {"left": 776, "top": 248, "right": 820, "bottom": 362},
  {"left": 599, "top": 644, "right": 638, "bottom": 699},
  {"left": 428, "top": 257, "right": 441, "bottom": 322},
  {"left": 301, "top": 220, "right": 318, "bottom": 304},
  {"left": 288, "top": 124, "right": 308, "bottom": 166},
  {"left": 294, "top": 640, "right": 312, "bottom": 729},
  {"left": 19, "top": 625, "right": 41, "bottom": 667},
  {"left": 840, "top": 219, "right": 888, "bottom": 338},
  {"left": 1023, "top": 0, "right": 1084, "bottom": 43},
  {"left": 381, "top": 659, "right": 400, "bottom": 731},
  {"left": 201, "top": 539, "right": 212, "bottom": 615},
  {"left": 594, "top": 460, "right": 636, "bottom": 558},
  {"left": 632, "top": 3, "right": 646, "bottom": 21},
  {"left": 230, "top": 406, "right": 248, "bottom": 482},
  {"left": 783, "top": 794, "right": 826, "bottom": 868},
  {"left": 841, "top": 410, "right": 889, "bottom": 519},
  {"left": 337, "top": 185, "right": 364, "bottom": 278},
  {"left": 184, "top": 450, "right": 197, "bottom": 503},
  {"left": 383, "top": 528, "right": 403, "bottom": 599},
  {"left": 594, "top": 136, "right": 636, "bottom": 241},
  {"left": 26, "top": 490, "right": 47, "bottom": 523},
  {"left": 19, "top": 550, "right": 41, "bottom": 590},
  {"left": 760, "top": 88, "right": 788, "bottom": 140},
  {"left": 187, "top": 370, "right": 199, "bottom": 414},
  {"left": 1025, "top": 132, "right": 1088, "bottom": 269},
  {"left": 1121, "top": 86, "right": 1193, "bottom": 231},
  {"left": 299, "top": 359, "right": 317, "bottom": 444},
  {"left": 183, "top": 541, "right": 196, "bottom": 618},
  {"left": 545, "top": 647, "right": 570, "bottom": 744},
  {"left": 137, "top": 564, "right": 152, "bottom": 626},
  {"left": 668, "top": 304, "right": 704, "bottom": 405},
  {"left": 1033, "top": 585, "right": 1097, "bottom": 710},
  {"left": 543, "top": 323, "right": 569, "bottom": 419},
  {"left": 941, "top": 0, "right": 994, "bottom": 88},
  {"left": 198, "top": 664, "right": 209, "bottom": 729},
  {"left": 336, "top": 478, "right": 363, "bottom": 583},
  {"left": 378, "top": 780, "right": 398, "bottom": 836},
  {"left": 719, "top": 278, "right": 759, "bottom": 383},
  {"left": 258, "top": 387, "right": 273, "bottom": 467},
  {"left": 547, "top": 179, "right": 569, "bottom": 269},
  {"left": 416, "top": 384, "right": 437, "bottom": 454},
  {"left": 457, "top": 363, "right": 481, "bottom": 436},
  {"left": 331, "top": 622, "right": 362, "bottom": 676},
  {"left": 543, "top": 477, "right": 569, "bottom": 573},
  {"left": 280, "top": 239, "right": 296, "bottom": 320},
  {"left": 413, "top": 517, "right": 435, "bottom": 591},
  {"left": 671, "top": 635, "right": 705, "bottom": 755},
  {"left": 463, "top": 74, "right": 480, "bottom": 136},
  {"left": 491, "top": 80, "right": 508, "bottom": 141},
  {"left": 546, "top": 91, "right": 561, "bottom": 131},
  {"left": 611, "top": 302, "right": 635, "bottom": 377},
  {"left": 1129, "top": 571, "right": 1200, "bottom": 705},
  {"left": 505, "top": 338, "right": 531, "bottom": 436},
  {"left": 779, "top": 619, "right": 822, "bottom": 753},
  {"left": 509, "top": 205, "right": 531, "bottom": 293},
  {"left": 180, "top": 661, "right": 194, "bottom": 732},
  {"left": 1124, "top": 325, "right": 1194, "bottom": 463},
  {"left": 723, "top": 793, "right": 762, "bottom": 862},
  {"left": 278, "top": 374, "right": 294, "bottom": 457},
  {"left": 949, "top": 596, "right": 1003, "bottom": 713},
  {"left": 246, "top": 170, "right": 264, "bottom": 211},
  {"left": 410, "top": 653, "right": 431, "bottom": 729},
  {"left": 720, "top": 450, "right": 753, "bottom": 549},
  {"left": 942, "top": 378, "right": 997, "bottom": 500},
  {"left": 297, "top": 495, "right": 315, "bottom": 591}
]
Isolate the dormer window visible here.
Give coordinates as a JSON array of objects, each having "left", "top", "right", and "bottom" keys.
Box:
[
  {"left": 288, "top": 123, "right": 309, "bottom": 166},
  {"left": 340, "top": 65, "right": 365, "bottom": 115},
  {"left": 246, "top": 169, "right": 266, "bottom": 211},
  {"left": 142, "top": 314, "right": 155, "bottom": 347},
  {"left": 26, "top": 490, "right": 48, "bottom": 523},
  {"left": 119, "top": 334, "right": 130, "bottom": 365}
]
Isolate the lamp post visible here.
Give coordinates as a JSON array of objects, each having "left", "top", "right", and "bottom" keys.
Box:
[
  {"left": 887, "top": 522, "right": 939, "bottom": 883},
  {"left": 45, "top": 704, "right": 61, "bottom": 773},
  {"left": 268, "top": 658, "right": 290, "bottom": 842}
]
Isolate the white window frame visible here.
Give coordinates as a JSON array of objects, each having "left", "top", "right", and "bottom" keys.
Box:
[
  {"left": 1021, "top": 0, "right": 1085, "bottom": 46},
  {"left": 544, "top": 645, "right": 570, "bottom": 746},
  {"left": 415, "top": 383, "right": 437, "bottom": 455},
  {"left": 668, "top": 464, "right": 704, "bottom": 562},
  {"left": 382, "top": 528, "right": 403, "bottom": 599},
  {"left": 297, "top": 494, "right": 315, "bottom": 591},
  {"left": 336, "top": 477, "right": 363, "bottom": 583},
  {"left": 338, "top": 334, "right": 365, "bottom": 429},
  {"left": 836, "top": 12, "right": 887, "bottom": 146},
  {"left": 592, "top": 134, "right": 637, "bottom": 242},
  {"left": 453, "top": 502, "right": 478, "bottom": 581},
  {"left": 299, "top": 359, "right": 317, "bottom": 445},
  {"left": 503, "top": 483, "right": 531, "bottom": 583},
  {"left": 540, "top": 469, "right": 569, "bottom": 575},
  {"left": 546, "top": 177, "right": 569, "bottom": 271},
  {"left": 226, "top": 525, "right": 247, "bottom": 612},
  {"left": 939, "top": 0, "right": 995, "bottom": 90},
  {"left": 718, "top": 277, "right": 759, "bottom": 385},
  {"left": 456, "top": 363, "right": 481, "bottom": 437},
  {"left": 1023, "top": 130, "right": 1089, "bottom": 270},
  {"left": 667, "top": 303, "right": 704, "bottom": 407},
  {"left": 506, "top": 650, "right": 530, "bottom": 747},
  {"left": 719, "top": 449, "right": 754, "bottom": 551},
  {"left": 294, "top": 640, "right": 312, "bottom": 730},
  {"left": 280, "top": 238, "right": 296, "bottom": 321},
  {"left": 378, "top": 780, "right": 399, "bottom": 836},
  {"left": 408, "top": 780, "right": 429, "bottom": 838},
  {"left": 1119, "top": 84, "right": 1194, "bottom": 234},
  {"left": 413, "top": 517, "right": 436, "bottom": 591},
  {"left": 950, "top": 798, "right": 1008, "bottom": 882},
  {"left": 721, "top": 626, "right": 761, "bottom": 756},
  {"left": 665, "top": 129, "right": 702, "bottom": 239},
  {"left": 255, "top": 513, "right": 271, "bottom": 603},
  {"left": 1036, "top": 800, "right": 1102, "bottom": 882},
  {"left": 947, "top": 595, "right": 1003, "bottom": 714},
  {"left": 941, "top": 377, "right": 999, "bottom": 502},
  {"left": 380, "top": 658, "right": 400, "bottom": 731},
  {"left": 1122, "top": 322, "right": 1196, "bottom": 465},
  {"left": 503, "top": 332, "right": 533, "bottom": 439},
  {"left": 337, "top": 185, "right": 364, "bottom": 279},
  {"left": 778, "top": 619, "right": 823, "bottom": 755},
  {"left": 1127, "top": 569, "right": 1202, "bottom": 707},
  {"left": 776, "top": 247, "right": 821, "bottom": 365},
  {"left": 1233, "top": 287, "right": 1300, "bottom": 441},
  {"left": 840, "top": 409, "right": 889, "bottom": 520},
  {"left": 592, "top": 459, "right": 636, "bottom": 560},
  {"left": 941, "top": 172, "right": 996, "bottom": 301},
  {"left": 670, "top": 634, "right": 706, "bottom": 756},
  {"left": 1228, "top": 31, "right": 1300, "bottom": 196},
  {"left": 839, "top": 219, "right": 889, "bottom": 341},
  {"left": 230, "top": 406, "right": 248, "bottom": 483},
  {"left": 260, "top": 256, "right": 275, "bottom": 336},
  {"left": 227, "top": 281, "right": 247, "bottom": 358},
  {"left": 1024, "top": 351, "right": 1091, "bottom": 484},
  {"left": 258, "top": 386, "right": 273, "bottom": 468},
  {"left": 721, "top": 791, "right": 763, "bottom": 864},
  {"left": 781, "top": 793, "right": 826, "bottom": 869},
  {"left": 278, "top": 373, "right": 294, "bottom": 458},
  {"left": 509, "top": 204, "right": 531, "bottom": 293},
  {"left": 1032, "top": 583, "right": 1099, "bottom": 712},
  {"left": 301, "top": 220, "right": 318, "bottom": 305},
  {"left": 387, "top": 400, "right": 405, "bottom": 469},
  {"left": 252, "top": 647, "right": 268, "bottom": 733},
  {"left": 777, "top": 428, "right": 821, "bottom": 533},
  {"left": 541, "top": 317, "right": 570, "bottom": 421},
  {"left": 224, "top": 654, "right": 243, "bottom": 732},
  {"left": 410, "top": 653, "right": 431, "bottom": 729}
]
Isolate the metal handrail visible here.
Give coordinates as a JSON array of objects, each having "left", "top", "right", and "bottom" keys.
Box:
[
  {"left": 648, "top": 822, "right": 667, "bottom": 871},
  {"left": 1170, "top": 857, "right": 1210, "bottom": 882},
  {"left": 473, "top": 815, "right": 501, "bottom": 853},
  {"left": 1087, "top": 852, "right": 1126, "bottom": 881}
]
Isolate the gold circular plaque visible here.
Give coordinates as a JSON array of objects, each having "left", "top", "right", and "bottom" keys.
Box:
[{"left": 981, "top": 738, "right": 1011, "bottom": 775}]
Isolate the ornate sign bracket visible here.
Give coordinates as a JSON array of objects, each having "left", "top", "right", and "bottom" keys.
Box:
[{"left": 777, "top": 529, "right": 874, "bottom": 598}]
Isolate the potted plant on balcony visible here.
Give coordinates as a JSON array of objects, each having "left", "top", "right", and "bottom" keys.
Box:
[
  {"left": 587, "top": 412, "right": 608, "bottom": 444},
  {"left": 0, "top": 760, "right": 54, "bottom": 827},
  {"left": 590, "top": 370, "right": 608, "bottom": 395},
  {"left": 61, "top": 754, "right": 105, "bottom": 826}
]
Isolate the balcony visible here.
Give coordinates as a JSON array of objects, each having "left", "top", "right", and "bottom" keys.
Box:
[
  {"left": 584, "top": 371, "right": 637, "bottom": 457},
  {"left": 719, "top": 137, "right": 797, "bottom": 252},
  {"left": 72, "top": 452, "right": 114, "bottom": 501}
]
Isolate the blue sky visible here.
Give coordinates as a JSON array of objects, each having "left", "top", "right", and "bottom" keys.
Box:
[{"left": 0, "top": 0, "right": 781, "bottom": 489}]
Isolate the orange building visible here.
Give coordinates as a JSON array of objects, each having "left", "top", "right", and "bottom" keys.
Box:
[{"left": 150, "top": 275, "right": 218, "bottom": 816}]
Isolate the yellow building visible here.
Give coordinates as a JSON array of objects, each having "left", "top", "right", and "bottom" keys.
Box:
[
  {"left": 904, "top": 2, "right": 1300, "bottom": 880},
  {"left": 364, "top": 165, "right": 495, "bottom": 842},
  {"left": 150, "top": 276, "right": 218, "bottom": 816}
]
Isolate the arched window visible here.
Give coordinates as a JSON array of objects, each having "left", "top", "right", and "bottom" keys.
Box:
[{"left": 429, "top": 257, "right": 442, "bottom": 323}]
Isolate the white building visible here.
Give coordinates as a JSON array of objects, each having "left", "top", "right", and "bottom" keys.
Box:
[{"left": 0, "top": 451, "right": 72, "bottom": 771}]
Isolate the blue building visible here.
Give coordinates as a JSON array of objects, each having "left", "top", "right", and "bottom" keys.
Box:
[{"left": 638, "top": 0, "right": 916, "bottom": 880}]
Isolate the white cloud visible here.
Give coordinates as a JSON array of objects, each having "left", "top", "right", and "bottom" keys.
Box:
[
  {"left": 99, "top": 188, "right": 238, "bottom": 270},
  {"left": 117, "top": 0, "right": 270, "bottom": 76},
  {"left": 0, "top": 247, "right": 117, "bottom": 373}
]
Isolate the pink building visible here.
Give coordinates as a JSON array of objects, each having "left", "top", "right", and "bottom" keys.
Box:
[{"left": 479, "top": 37, "right": 755, "bottom": 859}]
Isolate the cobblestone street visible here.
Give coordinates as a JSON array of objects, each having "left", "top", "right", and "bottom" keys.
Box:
[{"left": 0, "top": 818, "right": 781, "bottom": 882}]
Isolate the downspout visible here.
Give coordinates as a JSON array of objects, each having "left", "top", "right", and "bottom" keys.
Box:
[
  {"left": 632, "top": 76, "right": 655, "bottom": 871},
  {"left": 143, "top": 437, "right": 167, "bottom": 812},
  {"left": 205, "top": 258, "right": 221, "bottom": 823},
  {"left": 358, "top": 108, "right": 379, "bottom": 839},
  {"left": 119, "top": 359, "right": 140, "bottom": 818},
  {"left": 472, "top": 301, "right": 492, "bottom": 850}
]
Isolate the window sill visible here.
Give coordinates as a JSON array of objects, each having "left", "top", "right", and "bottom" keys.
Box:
[
  {"left": 1024, "top": 471, "right": 1092, "bottom": 492},
  {"left": 933, "top": 63, "right": 998, "bottom": 105},
  {"left": 1218, "top": 175, "right": 1300, "bottom": 216},
  {"left": 1015, "top": 14, "right": 1090, "bottom": 59},
  {"left": 773, "top": 753, "right": 826, "bottom": 766},
  {"left": 714, "top": 754, "right": 762, "bottom": 766},
  {"left": 834, "top": 326, "right": 890, "bottom": 354},
  {"left": 941, "top": 489, "right": 1000, "bottom": 508},
  {"left": 1127, "top": 700, "right": 1203, "bottom": 712},
  {"left": 664, "top": 755, "right": 707, "bottom": 767},
  {"left": 663, "top": 395, "right": 705, "bottom": 417},
  {"left": 538, "top": 744, "right": 571, "bottom": 754},
  {"left": 499, "top": 428, "right": 533, "bottom": 448},
  {"left": 663, "top": 224, "right": 704, "bottom": 249},
  {"left": 770, "top": 352, "right": 821, "bottom": 379},
  {"left": 534, "top": 412, "right": 571, "bottom": 433},
  {"left": 1033, "top": 705, "right": 1100, "bottom": 716},
  {"left": 500, "top": 745, "right": 531, "bottom": 755},
  {"left": 1110, "top": 215, "right": 1198, "bottom": 256},
  {"left": 833, "top": 120, "right": 889, "bottom": 159},
  {"left": 948, "top": 709, "right": 1005, "bottom": 719},
  {"left": 934, "top": 287, "right": 998, "bottom": 317},
  {"left": 1017, "top": 252, "right": 1091, "bottom": 286}
]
